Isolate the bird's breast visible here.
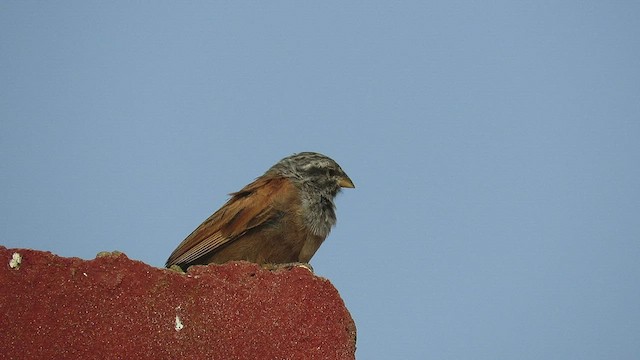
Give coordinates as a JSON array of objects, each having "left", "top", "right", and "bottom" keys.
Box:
[{"left": 300, "top": 194, "right": 336, "bottom": 238}]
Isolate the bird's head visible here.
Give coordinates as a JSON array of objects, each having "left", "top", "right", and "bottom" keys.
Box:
[{"left": 269, "top": 152, "right": 354, "bottom": 197}]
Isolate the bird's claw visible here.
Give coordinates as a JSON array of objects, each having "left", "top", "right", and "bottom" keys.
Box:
[{"left": 263, "top": 262, "right": 314, "bottom": 273}]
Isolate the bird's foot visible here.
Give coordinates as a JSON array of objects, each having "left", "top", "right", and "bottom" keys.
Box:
[
  {"left": 263, "top": 262, "right": 314, "bottom": 273},
  {"left": 167, "top": 264, "right": 186, "bottom": 273}
]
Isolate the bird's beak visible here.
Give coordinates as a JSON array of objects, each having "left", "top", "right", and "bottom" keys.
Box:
[{"left": 338, "top": 175, "right": 355, "bottom": 189}]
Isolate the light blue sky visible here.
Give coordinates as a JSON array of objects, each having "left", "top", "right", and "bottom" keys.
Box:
[{"left": 2, "top": 2, "right": 639, "bottom": 359}]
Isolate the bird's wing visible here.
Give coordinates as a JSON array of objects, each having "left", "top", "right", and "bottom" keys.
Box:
[{"left": 165, "top": 176, "right": 292, "bottom": 267}]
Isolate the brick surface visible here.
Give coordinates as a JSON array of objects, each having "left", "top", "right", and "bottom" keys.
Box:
[{"left": 0, "top": 246, "right": 356, "bottom": 359}]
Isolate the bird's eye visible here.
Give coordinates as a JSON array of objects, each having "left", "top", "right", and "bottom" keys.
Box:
[
  {"left": 307, "top": 167, "right": 326, "bottom": 176},
  {"left": 307, "top": 166, "right": 339, "bottom": 178}
]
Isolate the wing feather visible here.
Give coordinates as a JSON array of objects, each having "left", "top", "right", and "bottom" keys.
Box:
[{"left": 165, "top": 176, "right": 291, "bottom": 267}]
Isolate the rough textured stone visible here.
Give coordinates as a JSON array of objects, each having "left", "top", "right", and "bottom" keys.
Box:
[{"left": 0, "top": 246, "right": 356, "bottom": 359}]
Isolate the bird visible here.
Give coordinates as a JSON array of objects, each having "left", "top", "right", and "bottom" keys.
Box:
[{"left": 166, "top": 152, "right": 354, "bottom": 271}]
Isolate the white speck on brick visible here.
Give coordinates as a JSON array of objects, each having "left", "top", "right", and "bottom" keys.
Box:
[
  {"left": 175, "top": 315, "right": 184, "bottom": 331},
  {"left": 9, "top": 252, "right": 22, "bottom": 269}
]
